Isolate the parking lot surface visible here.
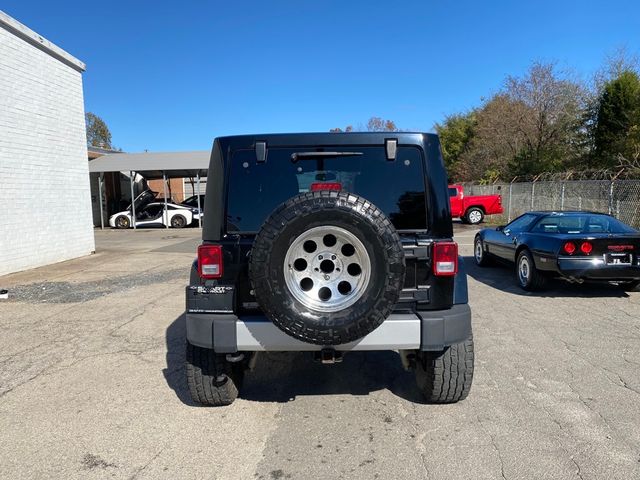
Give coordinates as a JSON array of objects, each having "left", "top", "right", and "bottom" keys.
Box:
[{"left": 1, "top": 226, "right": 639, "bottom": 479}]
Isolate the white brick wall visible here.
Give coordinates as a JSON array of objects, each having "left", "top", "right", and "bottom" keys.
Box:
[{"left": 0, "top": 19, "right": 94, "bottom": 276}]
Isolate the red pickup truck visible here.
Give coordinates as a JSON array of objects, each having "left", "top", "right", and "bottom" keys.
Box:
[{"left": 448, "top": 185, "right": 503, "bottom": 225}]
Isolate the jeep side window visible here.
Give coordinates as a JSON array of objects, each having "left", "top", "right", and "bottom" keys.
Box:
[{"left": 226, "top": 146, "right": 427, "bottom": 232}]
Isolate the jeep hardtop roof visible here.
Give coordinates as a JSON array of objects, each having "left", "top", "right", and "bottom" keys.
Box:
[{"left": 213, "top": 132, "right": 439, "bottom": 150}]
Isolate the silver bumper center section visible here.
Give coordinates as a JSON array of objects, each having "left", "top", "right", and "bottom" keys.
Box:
[
  {"left": 236, "top": 314, "right": 420, "bottom": 351},
  {"left": 186, "top": 304, "right": 471, "bottom": 353}
]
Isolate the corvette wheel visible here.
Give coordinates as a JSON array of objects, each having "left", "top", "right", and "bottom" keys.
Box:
[
  {"left": 474, "top": 237, "right": 492, "bottom": 267},
  {"left": 516, "top": 249, "right": 547, "bottom": 291}
]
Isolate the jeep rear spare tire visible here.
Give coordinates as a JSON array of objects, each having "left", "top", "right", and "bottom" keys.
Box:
[{"left": 249, "top": 191, "right": 405, "bottom": 345}]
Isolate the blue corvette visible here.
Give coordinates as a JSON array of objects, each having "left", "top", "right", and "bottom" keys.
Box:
[{"left": 474, "top": 211, "right": 640, "bottom": 291}]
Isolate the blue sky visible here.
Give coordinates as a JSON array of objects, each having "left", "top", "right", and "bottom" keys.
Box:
[{"left": 3, "top": 1, "right": 640, "bottom": 152}]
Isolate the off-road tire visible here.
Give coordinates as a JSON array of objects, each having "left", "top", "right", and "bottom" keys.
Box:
[
  {"left": 115, "top": 215, "right": 130, "bottom": 229},
  {"left": 465, "top": 207, "right": 484, "bottom": 225},
  {"left": 415, "top": 336, "right": 474, "bottom": 403},
  {"left": 249, "top": 191, "right": 405, "bottom": 345},
  {"left": 516, "top": 249, "right": 548, "bottom": 291},
  {"left": 171, "top": 214, "right": 187, "bottom": 228},
  {"left": 186, "top": 342, "right": 243, "bottom": 406}
]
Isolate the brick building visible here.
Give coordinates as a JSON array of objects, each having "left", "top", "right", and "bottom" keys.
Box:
[{"left": 0, "top": 11, "right": 94, "bottom": 275}]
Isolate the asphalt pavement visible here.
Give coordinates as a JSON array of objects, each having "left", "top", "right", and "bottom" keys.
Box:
[{"left": 0, "top": 226, "right": 639, "bottom": 479}]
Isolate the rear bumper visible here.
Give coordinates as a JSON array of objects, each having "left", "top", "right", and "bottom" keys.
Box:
[
  {"left": 186, "top": 304, "right": 472, "bottom": 353},
  {"left": 557, "top": 256, "right": 640, "bottom": 280}
]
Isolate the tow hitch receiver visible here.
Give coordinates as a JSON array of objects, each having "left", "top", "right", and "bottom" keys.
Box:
[{"left": 314, "top": 348, "right": 343, "bottom": 364}]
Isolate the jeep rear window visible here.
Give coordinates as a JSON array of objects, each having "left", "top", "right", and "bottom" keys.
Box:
[{"left": 226, "top": 146, "right": 427, "bottom": 232}]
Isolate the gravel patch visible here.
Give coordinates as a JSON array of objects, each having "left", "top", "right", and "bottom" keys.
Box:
[{"left": 5, "top": 268, "right": 187, "bottom": 304}]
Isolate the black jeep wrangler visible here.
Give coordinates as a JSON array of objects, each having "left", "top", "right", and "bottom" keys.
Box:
[{"left": 185, "top": 133, "right": 473, "bottom": 406}]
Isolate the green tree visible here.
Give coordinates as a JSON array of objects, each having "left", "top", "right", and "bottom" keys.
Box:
[
  {"left": 464, "top": 94, "right": 527, "bottom": 180},
  {"left": 85, "top": 112, "right": 113, "bottom": 149},
  {"left": 434, "top": 111, "right": 476, "bottom": 180},
  {"left": 593, "top": 70, "right": 640, "bottom": 168},
  {"left": 441, "top": 62, "right": 588, "bottom": 181},
  {"left": 501, "top": 62, "right": 587, "bottom": 175}
]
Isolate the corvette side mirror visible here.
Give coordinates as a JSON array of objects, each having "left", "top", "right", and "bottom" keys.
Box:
[{"left": 496, "top": 225, "right": 505, "bottom": 231}]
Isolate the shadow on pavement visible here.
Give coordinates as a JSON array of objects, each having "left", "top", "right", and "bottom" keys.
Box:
[
  {"left": 241, "top": 350, "right": 424, "bottom": 404},
  {"left": 163, "top": 313, "right": 425, "bottom": 406},
  {"left": 463, "top": 255, "right": 630, "bottom": 298},
  {"left": 163, "top": 312, "right": 198, "bottom": 406}
]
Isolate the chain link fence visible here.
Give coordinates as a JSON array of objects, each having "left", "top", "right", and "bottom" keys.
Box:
[{"left": 463, "top": 180, "right": 640, "bottom": 228}]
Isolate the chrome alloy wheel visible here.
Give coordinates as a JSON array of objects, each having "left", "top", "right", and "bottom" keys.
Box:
[
  {"left": 518, "top": 254, "right": 531, "bottom": 286},
  {"left": 468, "top": 209, "right": 482, "bottom": 224},
  {"left": 474, "top": 239, "right": 483, "bottom": 263},
  {"left": 283, "top": 226, "right": 371, "bottom": 313}
]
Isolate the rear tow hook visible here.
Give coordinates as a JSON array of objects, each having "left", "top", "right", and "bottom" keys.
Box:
[{"left": 314, "top": 348, "right": 343, "bottom": 364}]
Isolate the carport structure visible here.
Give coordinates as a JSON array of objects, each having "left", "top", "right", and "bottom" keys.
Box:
[{"left": 88, "top": 151, "right": 209, "bottom": 229}]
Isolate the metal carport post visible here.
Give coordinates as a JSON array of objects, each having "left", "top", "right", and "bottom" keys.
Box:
[
  {"left": 196, "top": 173, "right": 202, "bottom": 228},
  {"left": 129, "top": 171, "right": 136, "bottom": 229},
  {"left": 98, "top": 172, "right": 105, "bottom": 230},
  {"left": 162, "top": 171, "right": 169, "bottom": 229}
]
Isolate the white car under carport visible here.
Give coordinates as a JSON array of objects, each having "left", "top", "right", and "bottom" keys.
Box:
[{"left": 109, "top": 201, "right": 198, "bottom": 229}]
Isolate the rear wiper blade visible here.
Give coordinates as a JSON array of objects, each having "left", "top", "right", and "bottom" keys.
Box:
[{"left": 291, "top": 151, "right": 363, "bottom": 162}]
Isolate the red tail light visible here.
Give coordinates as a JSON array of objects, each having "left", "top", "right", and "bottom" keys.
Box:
[
  {"left": 433, "top": 241, "right": 458, "bottom": 276},
  {"left": 580, "top": 241, "right": 593, "bottom": 255},
  {"left": 311, "top": 182, "right": 342, "bottom": 192},
  {"left": 198, "top": 244, "right": 223, "bottom": 279},
  {"left": 563, "top": 242, "right": 576, "bottom": 255}
]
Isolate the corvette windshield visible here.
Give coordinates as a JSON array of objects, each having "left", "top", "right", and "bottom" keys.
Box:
[{"left": 531, "top": 214, "right": 637, "bottom": 234}]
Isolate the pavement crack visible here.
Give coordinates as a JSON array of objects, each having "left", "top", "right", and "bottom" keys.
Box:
[
  {"left": 556, "top": 337, "right": 640, "bottom": 397},
  {"left": 0, "top": 348, "right": 157, "bottom": 399},
  {"left": 616, "top": 374, "right": 640, "bottom": 395},
  {"left": 0, "top": 371, "right": 47, "bottom": 399},
  {"left": 571, "top": 457, "right": 585, "bottom": 480},
  {"left": 476, "top": 414, "right": 507, "bottom": 480},
  {"left": 108, "top": 295, "right": 164, "bottom": 337},
  {"left": 128, "top": 447, "right": 164, "bottom": 480},
  {"left": 409, "top": 402, "right": 432, "bottom": 480},
  {"left": 489, "top": 434, "right": 507, "bottom": 480},
  {"left": 0, "top": 337, "right": 73, "bottom": 366}
]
